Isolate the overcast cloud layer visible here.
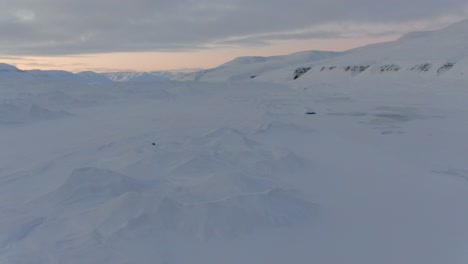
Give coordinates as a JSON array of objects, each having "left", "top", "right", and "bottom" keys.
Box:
[{"left": 0, "top": 0, "right": 467, "bottom": 55}]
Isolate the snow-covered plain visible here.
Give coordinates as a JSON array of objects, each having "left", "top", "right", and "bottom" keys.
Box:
[{"left": 1, "top": 20, "right": 468, "bottom": 264}]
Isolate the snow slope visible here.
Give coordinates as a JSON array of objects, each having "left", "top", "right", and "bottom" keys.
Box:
[
  {"left": 256, "top": 19, "right": 468, "bottom": 83},
  {"left": 176, "top": 50, "right": 342, "bottom": 82}
]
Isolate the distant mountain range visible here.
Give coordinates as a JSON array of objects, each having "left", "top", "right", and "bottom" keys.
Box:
[{"left": 0, "top": 64, "right": 191, "bottom": 83}]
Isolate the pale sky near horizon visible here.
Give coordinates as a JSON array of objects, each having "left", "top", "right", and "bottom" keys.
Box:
[{"left": 0, "top": 0, "right": 467, "bottom": 72}]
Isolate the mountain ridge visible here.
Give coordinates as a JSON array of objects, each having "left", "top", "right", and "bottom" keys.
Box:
[{"left": 175, "top": 19, "right": 468, "bottom": 83}]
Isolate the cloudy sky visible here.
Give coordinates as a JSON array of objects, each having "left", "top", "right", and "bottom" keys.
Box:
[{"left": 0, "top": 0, "right": 467, "bottom": 72}]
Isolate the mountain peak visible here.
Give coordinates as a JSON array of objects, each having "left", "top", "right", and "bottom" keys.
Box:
[{"left": 0, "top": 63, "right": 20, "bottom": 72}]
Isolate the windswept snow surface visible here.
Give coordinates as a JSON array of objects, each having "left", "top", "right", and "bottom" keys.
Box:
[{"left": 0, "top": 74, "right": 468, "bottom": 264}]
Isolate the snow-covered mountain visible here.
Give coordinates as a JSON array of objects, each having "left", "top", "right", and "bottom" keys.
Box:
[
  {"left": 176, "top": 19, "right": 468, "bottom": 83},
  {"left": 0, "top": 65, "right": 192, "bottom": 84},
  {"left": 256, "top": 19, "right": 468, "bottom": 83},
  {"left": 0, "top": 63, "right": 22, "bottom": 72},
  {"left": 0, "top": 65, "right": 111, "bottom": 83},
  {"left": 103, "top": 71, "right": 179, "bottom": 82},
  {"left": 76, "top": 71, "right": 114, "bottom": 83},
  {"left": 176, "top": 50, "right": 343, "bottom": 82},
  {"left": 0, "top": 63, "right": 26, "bottom": 80}
]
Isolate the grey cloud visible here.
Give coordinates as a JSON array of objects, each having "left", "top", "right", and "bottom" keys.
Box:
[
  {"left": 216, "top": 31, "right": 354, "bottom": 47},
  {"left": 0, "top": 0, "right": 466, "bottom": 55}
]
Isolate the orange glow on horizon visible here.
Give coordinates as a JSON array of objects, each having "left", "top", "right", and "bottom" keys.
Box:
[{"left": 2, "top": 35, "right": 399, "bottom": 73}]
